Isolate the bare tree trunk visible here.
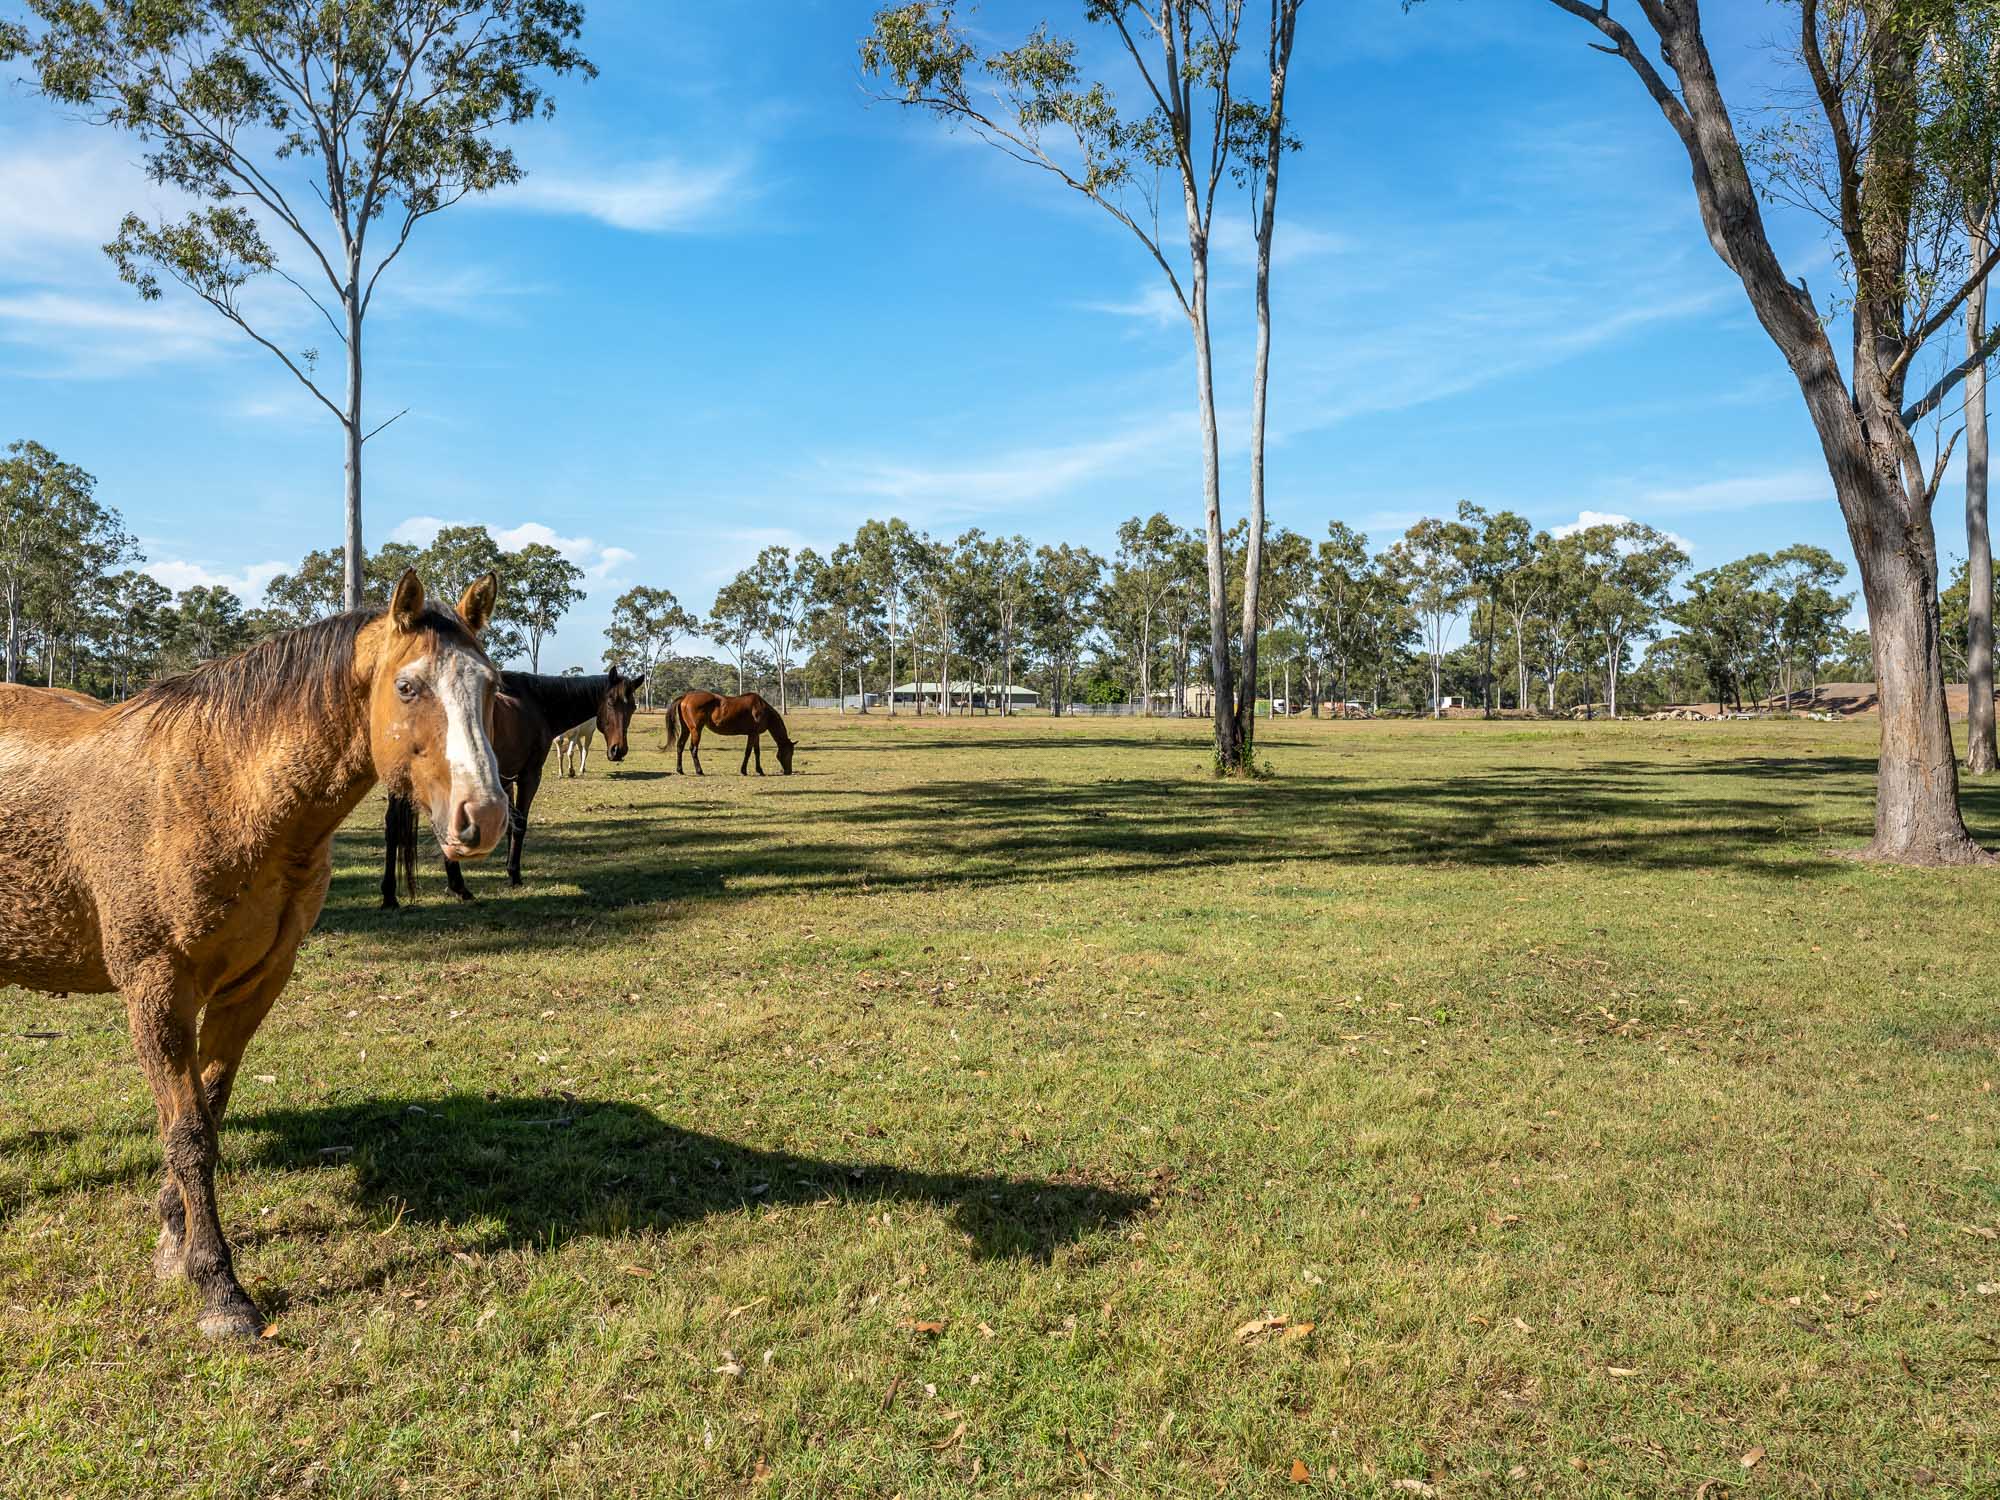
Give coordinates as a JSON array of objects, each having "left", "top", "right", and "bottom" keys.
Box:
[
  {"left": 343, "top": 291, "right": 364, "bottom": 612},
  {"left": 1193, "top": 284, "right": 1237, "bottom": 768},
  {"left": 3, "top": 579, "right": 18, "bottom": 683},
  {"left": 1236, "top": 2, "right": 1297, "bottom": 766},
  {"left": 1968, "top": 208, "right": 1997, "bottom": 774}
]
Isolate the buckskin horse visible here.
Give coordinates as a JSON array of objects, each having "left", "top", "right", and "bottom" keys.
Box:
[
  {"left": 0, "top": 573, "right": 509, "bottom": 1338},
  {"left": 381, "top": 666, "right": 643, "bottom": 906},
  {"left": 664, "top": 690, "right": 796, "bottom": 775}
]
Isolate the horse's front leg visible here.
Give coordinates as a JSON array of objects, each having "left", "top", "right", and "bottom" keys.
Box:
[
  {"left": 124, "top": 961, "right": 262, "bottom": 1338},
  {"left": 741, "top": 733, "right": 755, "bottom": 776},
  {"left": 380, "top": 799, "right": 402, "bottom": 909},
  {"left": 753, "top": 734, "right": 765, "bottom": 775},
  {"left": 444, "top": 854, "right": 473, "bottom": 901},
  {"left": 689, "top": 729, "right": 704, "bottom": 776},
  {"left": 508, "top": 770, "right": 543, "bottom": 885}
]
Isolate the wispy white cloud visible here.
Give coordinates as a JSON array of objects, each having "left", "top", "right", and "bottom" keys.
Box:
[
  {"left": 0, "top": 291, "right": 238, "bottom": 373},
  {"left": 828, "top": 418, "right": 1187, "bottom": 512},
  {"left": 1079, "top": 282, "right": 1185, "bottom": 328},
  {"left": 1628, "top": 469, "right": 1830, "bottom": 515},
  {"left": 144, "top": 557, "right": 290, "bottom": 601},
  {"left": 499, "top": 154, "right": 752, "bottom": 232}
]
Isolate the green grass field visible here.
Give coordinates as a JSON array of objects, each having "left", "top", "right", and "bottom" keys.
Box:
[{"left": 3, "top": 712, "right": 1997, "bottom": 1497}]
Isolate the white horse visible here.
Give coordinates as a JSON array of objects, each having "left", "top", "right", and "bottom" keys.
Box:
[{"left": 556, "top": 720, "right": 596, "bottom": 777}]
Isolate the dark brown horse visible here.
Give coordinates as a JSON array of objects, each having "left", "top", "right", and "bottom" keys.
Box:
[
  {"left": 664, "top": 690, "right": 795, "bottom": 775},
  {"left": 383, "top": 666, "right": 643, "bottom": 905},
  {"left": 0, "top": 573, "right": 508, "bottom": 1338}
]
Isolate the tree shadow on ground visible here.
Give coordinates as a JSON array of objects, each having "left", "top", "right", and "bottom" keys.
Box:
[
  {"left": 234, "top": 1095, "right": 1149, "bottom": 1262},
  {"left": 318, "top": 750, "right": 1970, "bottom": 953}
]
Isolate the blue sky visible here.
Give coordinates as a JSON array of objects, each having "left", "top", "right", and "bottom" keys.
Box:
[{"left": 0, "top": 1, "right": 1964, "bottom": 670}]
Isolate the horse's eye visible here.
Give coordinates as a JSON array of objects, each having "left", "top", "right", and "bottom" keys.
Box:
[{"left": 395, "top": 676, "right": 419, "bottom": 702}]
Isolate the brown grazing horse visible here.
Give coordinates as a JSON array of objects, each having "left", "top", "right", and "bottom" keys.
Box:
[
  {"left": 381, "top": 667, "right": 643, "bottom": 905},
  {"left": 665, "top": 690, "right": 795, "bottom": 775},
  {"left": 0, "top": 572, "right": 509, "bottom": 1339}
]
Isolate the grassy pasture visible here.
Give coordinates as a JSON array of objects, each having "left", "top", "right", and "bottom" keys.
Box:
[{"left": 2, "top": 711, "right": 1997, "bottom": 1497}]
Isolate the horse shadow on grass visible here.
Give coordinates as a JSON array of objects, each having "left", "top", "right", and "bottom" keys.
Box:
[{"left": 234, "top": 1094, "right": 1148, "bottom": 1263}]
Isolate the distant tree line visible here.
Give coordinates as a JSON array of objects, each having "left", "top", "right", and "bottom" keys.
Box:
[
  {"left": 595, "top": 505, "right": 1868, "bottom": 721},
  {"left": 0, "top": 438, "right": 587, "bottom": 696}
]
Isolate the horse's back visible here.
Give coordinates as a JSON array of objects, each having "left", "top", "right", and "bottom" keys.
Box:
[{"left": 0, "top": 686, "right": 115, "bottom": 992}]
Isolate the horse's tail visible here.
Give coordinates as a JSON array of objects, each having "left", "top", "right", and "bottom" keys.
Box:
[
  {"left": 664, "top": 693, "right": 686, "bottom": 749},
  {"left": 392, "top": 794, "right": 419, "bottom": 901}
]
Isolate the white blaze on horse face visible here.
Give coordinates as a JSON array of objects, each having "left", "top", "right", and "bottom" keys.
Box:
[{"left": 416, "top": 640, "right": 506, "bottom": 853}]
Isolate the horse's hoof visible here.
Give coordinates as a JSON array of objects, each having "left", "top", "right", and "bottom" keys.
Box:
[
  {"left": 153, "top": 1230, "right": 185, "bottom": 1282},
  {"left": 379, "top": 896, "right": 399, "bottom": 911},
  {"left": 508, "top": 875, "right": 523, "bottom": 887},
  {"left": 196, "top": 1294, "right": 264, "bottom": 1341},
  {"left": 450, "top": 888, "right": 474, "bottom": 903}
]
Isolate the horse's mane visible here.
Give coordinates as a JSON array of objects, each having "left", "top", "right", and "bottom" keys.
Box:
[{"left": 122, "top": 604, "right": 477, "bottom": 739}]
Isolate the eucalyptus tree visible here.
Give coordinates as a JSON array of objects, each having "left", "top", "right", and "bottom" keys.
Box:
[
  {"left": 855, "top": 518, "right": 923, "bottom": 714},
  {"left": 92, "top": 569, "right": 173, "bottom": 699},
  {"left": 413, "top": 525, "right": 523, "bottom": 661},
  {"left": 1381, "top": 516, "right": 1473, "bottom": 717},
  {"left": 1769, "top": 544, "right": 1853, "bottom": 707},
  {"left": 604, "top": 585, "right": 698, "bottom": 707},
  {"left": 1455, "top": 503, "right": 1536, "bottom": 714},
  {"left": 1517, "top": 0, "right": 2000, "bottom": 860},
  {"left": 805, "top": 544, "right": 876, "bottom": 711},
  {"left": 1574, "top": 521, "right": 1686, "bottom": 718},
  {"left": 1029, "top": 543, "right": 1105, "bottom": 715},
  {"left": 1497, "top": 527, "right": 1555, "bottom": 712},
  {"left": 708, "top": 571, "right": 767, "bottom": 696},
  {"left": 264, "top": 547, "right": 347, "bottom": 624},
  {"left": 168, "top": 584, "right": 249, "bottom": 667},
  {"left": 1926, "top": 11, "right": 2000, "bottom": 770},
  {"left": 752, "top": 545, "right": 811, "bottom": 709},
  {"left": 1234, "top": 0, "right": 1306, "bottom": 755},
  {"left": 1309, "top": 521, "right": 1371, "bottom": 713},
  {"left": 1110, "top": 514, "right": 1189, "bottom": 714},
  {"left": 862, "top": 0, "right": 1303, "bottom": 769},
  {"left": 3, "top": 0, "right": 593, "bottom": 610},
  {"left": 512, "top": 543, "right": 586, "bottom": 673},
  {"left": 0, "top": 443, "right": 95, "bottom": 682}
]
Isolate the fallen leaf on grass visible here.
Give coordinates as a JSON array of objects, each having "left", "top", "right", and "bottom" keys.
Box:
[
  {"left": 1606, "top": 1366, "right": 1639, "bottom": 1378},
  {"left": 1740, "top": 1445, "right": 1766, "bottom": 1470},
  {"left": 1512, "top": 1316, "right": 1533, "bottom": 1333},
  {"left": 1977, "top": 1283, "right": 1999, "bottom": 1296},
  {"left": 977, "top": 1321, "right": 996, "bottom": 1339},
  {"left": 476, "top": 1306, "right": 498, "bottom": 1329},
  {"left": 898, "top": 1318, "right": 946, "bottom": 1336},
  {"left": 1235, "top": 1314, "right": 1287, "bottom": 1343},
  {"left": 715, "top": 1354, "right": 745, "bottom": 1377},
  {"left": 1289, "top": 1459, "right": 1310, "bottom": 1484},
  {"left": 259, "top": 1324, "right": 279, "bottom": 1339},
  {"left": 620, "top": 1264, "right": 654, "bottom": 1279},
  {"left": 1280, "top": 1321, "right": 1316, "bottom": 1344},
  {"left": 1391, "top": 1481, "right": 1436, "bottom": 1496}
]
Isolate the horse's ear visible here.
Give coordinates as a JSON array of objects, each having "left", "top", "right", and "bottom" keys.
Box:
[
  {"left": 457, "top": 572, "right": 498, "bottom": 637},
  {"left": 391, "top": 570, "right": 426, "bottom": 633},
  {"left": 630, "top": 673, "right": 646, "bottom": 694},
  {"left": 607, "top": 663, "right": 623, "bottom": 685}
]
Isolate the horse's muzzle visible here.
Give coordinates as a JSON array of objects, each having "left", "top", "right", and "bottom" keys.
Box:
[
  {"left": 439, "top": 790, "right": 509, "bottom": 861},
  {"left": 607, "top": 744, "right": 627, "bottom": 762}
]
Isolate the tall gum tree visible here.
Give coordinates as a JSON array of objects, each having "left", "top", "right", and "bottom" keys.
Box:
[
  {"left": 1507, "top": 0, "right": 2000, "bottom": 862},
  {"left": 862, "top": 0, "right": 1303, "bottom": 771},
  {"left": 3, "top": 0, "right": 593, "bottom": 611}
]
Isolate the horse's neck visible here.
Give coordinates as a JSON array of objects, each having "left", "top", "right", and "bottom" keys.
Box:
[
  {"left": 181, "top": 702, "right": 375, "bottom": 859},
  {"left": 507, "top": 673, "right": 605, "bottom": 735}
]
